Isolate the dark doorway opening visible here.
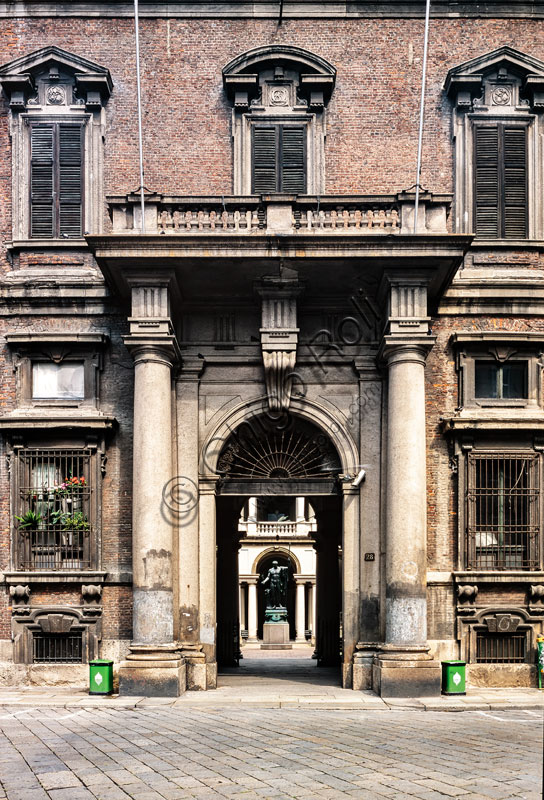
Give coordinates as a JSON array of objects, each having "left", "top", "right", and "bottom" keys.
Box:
[{"left": 215, "top": 492, "right": 342, "bottom": 680}]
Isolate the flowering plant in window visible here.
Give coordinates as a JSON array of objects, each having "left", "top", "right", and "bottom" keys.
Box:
[{"left": 54, "top": 476, "right": 86, "bottom": 496}]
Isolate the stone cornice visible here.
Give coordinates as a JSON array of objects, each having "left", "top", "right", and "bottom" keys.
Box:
[{"left": 2, "top": 1, "right": 544, "bottom": 18}]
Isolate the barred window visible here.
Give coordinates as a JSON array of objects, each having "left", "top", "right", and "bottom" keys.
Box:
[
  {"left": 33, "top": 632, "right": 83, "bottom": 663},
  {"left": 466, "top": 453, "right": 540, "bottom": 570},
  {"left": 14, "top": 448, "right": 95, "bottom": 570},
  {"left": 476, "top": 631, "right": 526, "bottom": 663}
]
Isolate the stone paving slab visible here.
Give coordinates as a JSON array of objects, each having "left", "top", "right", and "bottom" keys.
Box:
[{"left": 0, "top": 707, "right": 541, "bottom": 800}]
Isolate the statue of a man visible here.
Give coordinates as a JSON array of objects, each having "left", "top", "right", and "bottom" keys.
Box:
[{"left": 261, "top": 560, "right": 288, "bottom": 608}]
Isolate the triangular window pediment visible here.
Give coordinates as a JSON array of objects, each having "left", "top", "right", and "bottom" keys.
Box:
[{"left": 0, "top": 46, "right": 112, "bottom": 110}]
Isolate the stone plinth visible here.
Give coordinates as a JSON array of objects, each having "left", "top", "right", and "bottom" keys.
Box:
[
  {"left": 119, "top": 645, "right": 186, "bottom": 697},
  {"left": 261, "top": 622, "right": 292, "bottom": 650},
  {"left": 372, "top": 646, "right": 441, "bottom": 697}
]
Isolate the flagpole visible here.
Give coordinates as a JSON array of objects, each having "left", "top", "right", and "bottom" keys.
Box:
[{"left": 414, "top": 0, "right": 431, "bottom": 234}]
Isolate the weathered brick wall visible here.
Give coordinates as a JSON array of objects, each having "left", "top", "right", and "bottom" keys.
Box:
[{"left": 1, "top": 16, "right": 544, "bottom": 251}]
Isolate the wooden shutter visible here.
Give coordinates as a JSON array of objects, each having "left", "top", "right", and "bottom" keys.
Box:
[
  {"left": 474, "top": 125, "right": 499, "bottom": 238},
  {"left": 30, "top": 124, "right": 55, "bottom": 238},
  {"left": 30, "top": 123, "right": 83, "bottom": 239},
  {"left": 280, "top": 126, "right": 306, "bottom": 192},
  {"left": 474, "top": 124, "right": 527, "bottom": 239},
  {"left": 503, "top": 127, "right": 527, "bottom": 239},
  {"left": 252, "top": 126, "right": 278, "bottom": 193},
  {"left": 58, "top": 124, "right": 83, "bottom": 238}
]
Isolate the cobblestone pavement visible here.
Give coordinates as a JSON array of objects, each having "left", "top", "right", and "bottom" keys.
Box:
[{"left": 0, "top": 706, "right": 541, "bottom": 800}]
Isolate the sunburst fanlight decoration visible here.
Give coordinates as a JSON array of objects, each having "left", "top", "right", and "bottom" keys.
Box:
[{"left": 217, "top": 424, "right": 341, "bottom": 480}]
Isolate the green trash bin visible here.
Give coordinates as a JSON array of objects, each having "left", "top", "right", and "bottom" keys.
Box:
[
  {"left": 89, "top": 659, "right": 114, "bottom": 695},
  {"left": 441, "top": 660, "right": 466, "bottom": 695}
]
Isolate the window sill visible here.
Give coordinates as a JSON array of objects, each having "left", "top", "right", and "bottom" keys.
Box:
[
  {"left": 2, "top": 570, "right": 107, "bottom": 585},
  {"left": 7, "top": 239, "right": 88, "bottom": 252},
  {"left": 453, "top": 570, "right": 544, "bottom": 583},
  {"left": 0, "top": 409, "right": 116, "bottom": 431},
  {"left": 470, "top": 239, "right": 544, "bottom": 250}
]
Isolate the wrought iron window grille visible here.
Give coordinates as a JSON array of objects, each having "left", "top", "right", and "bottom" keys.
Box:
[
  {"left": 476, "top": 631, "right": 527, "bottom": 663},
  {"left": 466, "top": 452, "right": 540, "bottom": 570},
  {"left": 32, "top": 631, "right": 83, "bottom": 663},
  {"left": 14, "top": 448, "right": 94, "bottom": 570}
]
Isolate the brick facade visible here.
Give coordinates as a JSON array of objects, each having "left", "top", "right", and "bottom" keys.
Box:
[{"left": 0, "top": 4, "right": 543, "bottom": 693}]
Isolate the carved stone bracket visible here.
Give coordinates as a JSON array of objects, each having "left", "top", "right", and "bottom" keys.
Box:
[
  {"left": 9, "top": 584, "right": 31, "bottom": 605},
  {"left": 530, "top": 584, "right": 544, "bottom": 601},
  {"left": 457, "top": 584, "right": 478, "bottom": 603},
  {"left": 82, "top": 584, "right": 102, "bottom": 604},
  {"left": 256, "top": 267, "right": 303, "bottom": 412}
]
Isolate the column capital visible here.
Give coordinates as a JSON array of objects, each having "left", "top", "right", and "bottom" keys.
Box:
[
  {"left": 124, "top": 337, "right": 181, "bottom": 368},
  {"left": 378, "top": 334, "right": 436, "bottom": 367},
  {"left": 199, "top": 475, "right": 220, "bottom": 495}
]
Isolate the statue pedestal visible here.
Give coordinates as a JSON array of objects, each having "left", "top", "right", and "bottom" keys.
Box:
[{"left": 261, "top": 621, "right": 292, "bottom": 650}]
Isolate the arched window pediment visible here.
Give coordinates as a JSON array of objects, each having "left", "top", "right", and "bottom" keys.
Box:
[{"left": 223, "top": 45, "right": 336, "bottom": 111}]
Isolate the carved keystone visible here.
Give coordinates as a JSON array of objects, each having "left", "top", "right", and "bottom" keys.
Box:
[
  {"left": 38, "top": 614, "right": 73, "bottom": 634},
  {"left": 530, "top": 584, "right": 544, "bottom": 600},
  {"left": 484, "top": 613, "right": 520, "bottom": 633},
  {"left": 457, "top": 584, "right": 478, "bottom": 602}
]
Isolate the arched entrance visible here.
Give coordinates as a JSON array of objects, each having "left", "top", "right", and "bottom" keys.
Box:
[{"left": 211, "top": 408, "right": 354, "bottom": 681}]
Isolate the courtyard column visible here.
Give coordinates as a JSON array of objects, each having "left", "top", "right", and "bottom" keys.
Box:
[
  {"left": 239, "top": 582, "right": 246, "bottom": 635},
  {"left": 296, "top": 497, "right": 305, "bottom": 521},
  {"left": 311, "top": 582, "right": 316, "bottom": 639},
  {"left": 119, "top": 279, "right": 185, "bottom": 696},
  {"left": 374, "top": 276, "right": 440, "bottom": 696},
  {"left": 247, "top": 578, "right": 258, "bottom": 642},
  {"left": 295, "top": 579, "right": 306, "bottom": 643}
]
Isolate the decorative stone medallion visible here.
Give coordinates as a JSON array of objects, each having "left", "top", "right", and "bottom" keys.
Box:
[
  {"left": 491, "top": 86, "right": 511, "bottom": 106},
  {"left": 46, "top": 85, "right": 66, "bottom": 105}
]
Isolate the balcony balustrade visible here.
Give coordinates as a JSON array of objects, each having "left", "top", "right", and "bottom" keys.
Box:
[{"left": 108, "top": 192, "right": 451, "bottom": 236}]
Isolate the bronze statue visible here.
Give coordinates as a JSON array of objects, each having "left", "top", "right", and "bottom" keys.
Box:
[{"left": 261, "top": 560, "right": 288, "bottom": 608}]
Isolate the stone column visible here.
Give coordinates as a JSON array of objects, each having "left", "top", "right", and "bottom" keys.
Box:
[
  {"left": 119, "top": 340, "right": 185, "bottom": 696},
  {"left": 295, "top": 580, "right": 306, "bottom": 643},
  {"left": 248, "top": 497, "right": 257, "bottom": 522},
  {"left": 311, "top": 582, "right": 316, "bottom": 638},
  {"left": 199, "top": 478, "right": 218, "bottom": 688},
  {"left": 296, "top": 497, "right": 305, "bottom": 522},
  {"left": 342, "top": 484, "right": 360, "bottom": 689},
  {"left": 239, "top": 582, "right": 246, "bottom": 636},
  {"left": 373, "top": 334, "right": 440, "bottom": 697},
  {"left": 247, "top": 579, "right": 258, "bottom": 642}
]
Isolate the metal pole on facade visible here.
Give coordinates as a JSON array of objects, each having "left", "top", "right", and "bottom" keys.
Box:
[
  {"left": 413, "top": 0, "right": 431, "bottom": 234},
  {"left": 134, "top": 0, "right": 146, "bottom": 233}
]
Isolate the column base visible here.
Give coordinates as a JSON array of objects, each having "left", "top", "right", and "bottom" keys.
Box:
[
  {"left": 372, "top": 644, "right": 441, "bottom": 698},
  {"left": 352, "top": 643, "right": 379, "bottom": 691},
  {"left": 119, "top": 644, "right": 186, "bottom": 697},
  {"left": 180, "top": 644, "right": 207, "bottom": 691}
]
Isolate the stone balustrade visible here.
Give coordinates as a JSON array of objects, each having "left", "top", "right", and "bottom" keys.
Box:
[
  {"left": 108, "top": 192, "right": 451, "bottom": 236},
  {"left": 255, "top": 521, "right": 298, "bottom": 536}
]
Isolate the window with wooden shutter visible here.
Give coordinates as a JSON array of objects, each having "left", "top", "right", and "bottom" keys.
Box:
[
  {"left": 474, "top": 123, "right": 527, "bottom": 239},
  {"left": 30, "top": 122, "right": 83, "bottom": 239},
  {"left": 252, "top": 125, "right": 306, "bottom": 194}
]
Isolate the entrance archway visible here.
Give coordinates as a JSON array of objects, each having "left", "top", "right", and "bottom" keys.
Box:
[{"left": 212, "top": 410, "right": 352, "bottom": 681}]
